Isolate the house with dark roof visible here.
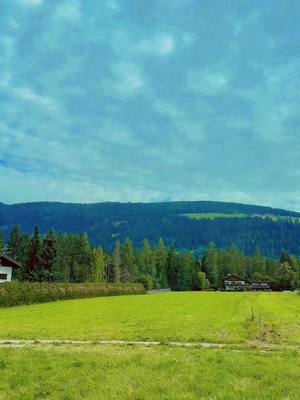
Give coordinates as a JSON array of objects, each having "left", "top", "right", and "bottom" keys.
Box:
[
  {"left": 0, "top": 254, "right": 22, "bottom": 283},
  {"left": 250, "top": 280, "right": 271, "bottom": 291},
  {"left": 222, "top": 274, "right": 249, "bottom": 291}
]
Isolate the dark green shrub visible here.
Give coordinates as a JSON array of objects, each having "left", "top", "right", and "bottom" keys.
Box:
[
  {"left": 137, "top": 275, "right": 153, "bottom": 290},
  {"left": 0, "top": 282, "right": 146, "bottom": 307}
]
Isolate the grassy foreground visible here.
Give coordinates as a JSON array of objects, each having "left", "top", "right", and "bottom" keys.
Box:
[
  {"left": 1, "top": 345, "right": 300, "bottom": 400},
  {"left": 0, "top": 292, "right": 299, "bottom": 344}
]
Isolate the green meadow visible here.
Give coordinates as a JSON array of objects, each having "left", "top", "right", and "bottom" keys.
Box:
[
  {"left": 0, "top": 292, "right": 300, "bottom": 344},
  {"left": 181, "top": 212, "right": 300, "bottom": 223},
  {"left": 1, "top": 345, "right": 300, "bottom": 400},
  {"left": 1, "top": 292, "right": 300, "bottom": 399}
]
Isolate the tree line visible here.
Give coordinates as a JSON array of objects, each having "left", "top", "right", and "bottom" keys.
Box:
[{"left": 1, "top": 225, "right": 299, "bottom": 291}]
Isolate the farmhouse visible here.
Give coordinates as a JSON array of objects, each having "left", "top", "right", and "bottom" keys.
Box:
[
  {"left": 0, "top": 254, "right": 22, "bottom": 283},
  {"left": 251, "top": 280, "right": 271, "bottom": 291},
  {"left": 222, "top": 274, "right": 248, "bottom": 291}
]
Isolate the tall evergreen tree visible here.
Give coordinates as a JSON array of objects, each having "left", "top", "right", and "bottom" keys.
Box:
[
  {"left": 155, "top": 238, "right": 168, "bottom": 288},
  {"left": 7, "top": 225, "right": 29, "bottom": 266},
  {"left": 0, "top": 232, "right": 4, "bottom": 253},
  {"left": 73, "top": 233, "right": 91, "bottom": 282},
  {"left": 203, "top": 243, "right": 219, "bottom": 289},
  {"left": 121, "top": 238, "right": 137, "bottom": 282},
  {"left": 166, "top": 246, "right": 180, "bottom": 290},
  {"left": 113, "top": 240, "right": 121, "bottom": 283},
  {"left": 26, "top": 225, "right": 41, "bottom": 280},
  {"left": 39, "top": 230, "right": 58, "bottom": 281},
  {"left": 140, "top": 239, "right": 156, "bottom": 279},
  {"left": 180, "top": 251, "right": 194, "bottom": 290}
]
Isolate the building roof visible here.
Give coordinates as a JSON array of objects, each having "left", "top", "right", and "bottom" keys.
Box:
[
  {"left": 222, "top": 274, "right": 245, "bottom": 282},
  {"left": 0, "top": 254, "right": 22, "bottom": 268}
]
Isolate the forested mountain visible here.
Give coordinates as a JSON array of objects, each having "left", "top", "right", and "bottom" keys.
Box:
[{"left": 1, "top": 201, "right": 300, "bottom": 257}]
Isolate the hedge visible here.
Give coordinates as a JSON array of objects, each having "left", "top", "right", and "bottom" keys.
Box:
[{"left": 0, "top": 281, "right": 146, "bottom": 307}]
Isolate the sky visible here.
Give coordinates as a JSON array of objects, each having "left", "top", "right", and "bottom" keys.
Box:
[{"left": 1, "top": 0, "right": 300, "bottom": 210}]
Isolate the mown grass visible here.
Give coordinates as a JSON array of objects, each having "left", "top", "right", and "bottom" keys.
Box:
[
  {"left": 181, "top": 212, "right": 247, "bottom": 219},
  {"left": 181, "top": 212, "right": 300, "bottom": 223},
  {"left": 1, "top": 345, "right": 300, "bottom": 400},
  {"left": 0, "top": 292, "right": 299, "bottom": 345}
]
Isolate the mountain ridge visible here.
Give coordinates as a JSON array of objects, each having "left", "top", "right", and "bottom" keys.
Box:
[{"left": 1, "top": 200, "right": 300, "bottom": 256}]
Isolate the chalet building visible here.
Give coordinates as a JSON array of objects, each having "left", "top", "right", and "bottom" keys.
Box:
[
  {"left": 251, "top": 280, "right": 271, "bottom": 291},
  {"left": 222, "top": 274, "right": 248, "bottom": 291},
  {"left": 0, "top": 254, "right": 22, "bottom": 283}
]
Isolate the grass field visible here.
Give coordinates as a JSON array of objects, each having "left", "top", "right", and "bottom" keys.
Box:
[
  {"left": 1, "top": 292, "right": 300, "bottom": 399},
  {"left": 1, "top": 345, "right": 300, "bottom": 400},
  {"left": 181, "top": 212, "right": 300, "bottom": 223},
  {"left": 0, "top": 292, "right": 299, "bottom": 345},
  {"left": 181, "top": 212, "right": 247, "bottom": 220}
]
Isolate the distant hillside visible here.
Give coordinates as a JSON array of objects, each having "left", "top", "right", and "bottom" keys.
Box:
[{"left": 1, "top": 201, "right": 300, "bottom": 256}]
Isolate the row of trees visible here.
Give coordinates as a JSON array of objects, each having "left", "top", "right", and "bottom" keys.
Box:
[
  {"left": 202, "top": 243, "right": 300, "bottom": 290},
  {"left": 1, "top": 226, "right": 299, "bottom": 290}
]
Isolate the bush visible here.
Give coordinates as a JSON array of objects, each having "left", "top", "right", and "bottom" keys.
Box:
[
  {"left": 0, "top": 282, "right": 146, "bottom": 307},
  {"left": 137, "top": 274, "right": 153, "bottom": 290}
]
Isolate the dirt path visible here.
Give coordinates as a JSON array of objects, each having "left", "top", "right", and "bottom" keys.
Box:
[{"left": 0, "top": 338, "right": 298, "bottom": 351}]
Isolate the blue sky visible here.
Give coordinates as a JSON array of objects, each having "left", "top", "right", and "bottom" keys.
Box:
[{"left": 1, "top": 0, "right": 300, "bottom": 210}]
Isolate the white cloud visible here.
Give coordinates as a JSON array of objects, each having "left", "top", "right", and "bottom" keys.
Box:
[
  {"left": 187, "top": 69, "right": 230, "bottom": 96},
  {"left": 0, "top": 165, "right": 165, "bottom": 204},
  {"left": 54, "top": 0, "right": 82, "bottom": 23},
  {"left": 181, "top": 33, "right": 196, "bottom": 46},
  {"left": 106, "top": 0, "right": 120, "bottom": 11},
  {"left": 154, "top": 99, "right": 205, "bottom": 143},
  {"left": 236, "top": 62, "right": 300, "bottom": 142},
  {"left": 105, "top": 62, "right": 144, "bottom": 97},
  {"left": 18, "top": 0, "right": 43, "bottom": 6},
  {"left": 137, "top": 34, "right": 175, "bottom": 56},
  {"left": 13, "top": 87, "right": 57, "bottom": 110}
]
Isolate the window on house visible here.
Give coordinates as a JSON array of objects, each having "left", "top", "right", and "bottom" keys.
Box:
[{"left": 0, "top": 273, "right": 8, "bottom": 280}]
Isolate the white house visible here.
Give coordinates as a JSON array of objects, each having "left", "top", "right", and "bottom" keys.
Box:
[
  {"left": 0, "top": 254, "right": 22, "bottom": 283},
  {"left": 222, "top": 274, "right": 248, "bottom": 291}
]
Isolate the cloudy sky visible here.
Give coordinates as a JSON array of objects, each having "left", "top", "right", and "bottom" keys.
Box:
[{"left": 1, "top": 0, "right": 300, "bottom": 210}]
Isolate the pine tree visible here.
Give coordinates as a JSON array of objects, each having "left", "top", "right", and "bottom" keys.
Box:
[
  {"left": 7, "top": 225, "right": 29, "bottom": 266},
  {"left": 251, "top": 248, "right": 266, "bottom": 277},
  {"left": 73, "top": 233, "right": 91, "bottom": 282},
  {"left": 203, "top": 243, "right": 219, "bottom": 289},
  {"left": 39, "top": 230, "right": 58, "bottom": 281},
  {"left": 166, "top": 246, "right": 180, "bottom": 290},
  {"left": 113, "top": 240, "right": 121, "bottom": 283},
  {"left": 26, "top": 225, "right": 41, "bottom": 280},
  {"left": 0, "top": 232, "right": 4, "bottom": 253},
  {"left": 140, "top": 239, "right": 156, "bottom": 279},
  {"left": 180, "top": 251, "right": 194, "bottom": 290},
  {"left": 121, "top": 238, "right": 137, "bottom": 282},
  {"left": 155, "top": 238, "right": 167, "bottom": 288}
]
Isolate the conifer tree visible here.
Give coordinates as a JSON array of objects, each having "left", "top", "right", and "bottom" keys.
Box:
[
  {"left": 73, "top": 233, "right": 91, "bottom": 282},
  {"left": 140, "top": 239, "right": 156, "bottom": 278},
  {"left": 166, "top": 246, "right": 180, "bottom": 290},
  {"left": 155, "top": 238, "right": 168, "bottom": 288},
  {"left": 0, "top": 232, "right": 4, "bottom": 253},
  {"left": 180, "top": 251, "right": 194, "bottom": 290},
  {"left": 39, "top": 230, "right": 58, "bottom": 281},
  {"left": 7, "top": 225, "right": 29, "bottom": 266},
  {"left": 202, "top": 243, "right": 219, "bottom": 289},
  {"left": 113, "top": 240, "right": 121, "bottom": 283},
  {"left": 121, "top": 238, "right": 137, "bottom": 282},
  {"left": 26, "top": 225, "right": 41, "bottom": 280}
]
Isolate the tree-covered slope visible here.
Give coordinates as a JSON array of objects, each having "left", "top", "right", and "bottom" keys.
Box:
[{"left": 1, "top": 201, "right": 300, "bottom": 256}]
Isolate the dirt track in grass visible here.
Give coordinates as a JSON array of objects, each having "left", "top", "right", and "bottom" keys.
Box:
[{"left": 0, "top": 338, "right": 299, "bottom": 352}]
